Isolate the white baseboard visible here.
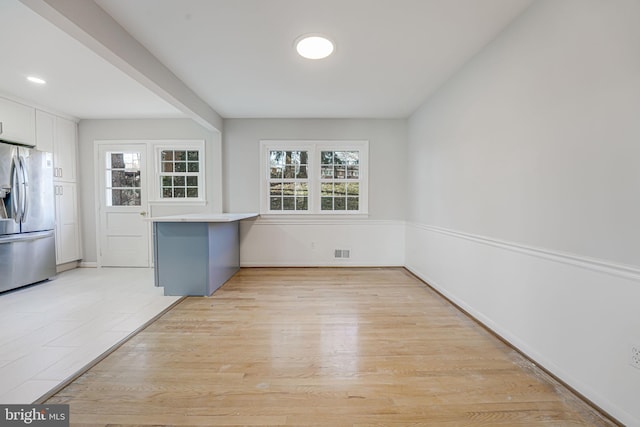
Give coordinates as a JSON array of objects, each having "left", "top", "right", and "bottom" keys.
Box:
[
  {"left": 405, "top": 222, "right": 639, "bottom": 427},
  {"left": 240, "top": 219, "right": 405, "bottom": 267},
  {"left": 79, "top": 261, "right": 98, "bottom": 268},
  {"left": 56, "top": 261, "right": 80, "bottom": 273}
]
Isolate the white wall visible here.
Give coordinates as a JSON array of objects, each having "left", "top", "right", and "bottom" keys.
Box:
[
  {"left": 224, "top": 119, "right": 407, "bottom": 266},
  {"left": 406, "top": 0, "right": 640, "bottom": 425},
  {"left": 78, "top": 118, "right": 222, "bottom": 263}
]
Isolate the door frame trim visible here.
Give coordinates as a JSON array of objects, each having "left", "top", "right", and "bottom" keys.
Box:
[
  {"left": 93, "top": 139, "right": 207, "bottom": 268},
  {"left": 94, "top": 141, "right": 151, "bottom": 268}
]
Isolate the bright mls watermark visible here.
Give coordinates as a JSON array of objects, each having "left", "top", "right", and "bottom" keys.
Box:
[{"left": 0, "top": 405, "right": 69, "bottom": 426}]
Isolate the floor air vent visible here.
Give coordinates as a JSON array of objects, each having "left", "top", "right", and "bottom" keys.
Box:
[{"left": 334, "top": 249, "right": 351, "bottom": 259}]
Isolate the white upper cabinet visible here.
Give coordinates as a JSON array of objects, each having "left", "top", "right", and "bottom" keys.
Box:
[
  {"left": 35, "top": 109, "right": 78, "bottom": 182},
  {"left": 0, "top": 97, "right": 36, "bottom": 146},
  {"left": 35, "top": 109, "right": 55, "bottom": 153},
  {"left": 53, "top": 116, "right": 77, "bottom": 182}
]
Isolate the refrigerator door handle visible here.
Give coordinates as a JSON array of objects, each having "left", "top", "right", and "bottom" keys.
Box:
[
  {"left": 11, "top": 155, "right": 21, "bottom": 223},
  {"left": 18, "top": 155, "right": 29, "bottom": 220}
]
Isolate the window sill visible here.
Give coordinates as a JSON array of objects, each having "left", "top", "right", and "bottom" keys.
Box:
[
  {"left": 258, "top": 213, "right": 369, "bottom": 220},
  {"left": 149, "top": 200, "right": 208, "bottom": 207}
]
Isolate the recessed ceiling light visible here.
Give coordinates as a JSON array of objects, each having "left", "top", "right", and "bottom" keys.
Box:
[
  {"left": 295, "top": 34, "right": 334, "bottom": 60},
  {"left": 27, "top": 76, "right": 47, "bottom": 85}
]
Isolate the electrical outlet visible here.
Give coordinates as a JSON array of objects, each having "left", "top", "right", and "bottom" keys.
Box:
[{"left": 631, "top": 345, "right": 640, "bottom": 370}]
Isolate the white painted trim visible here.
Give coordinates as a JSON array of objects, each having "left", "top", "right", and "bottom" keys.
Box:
[
  {"left": 403, "top": 261, "right": 634, "bottom": 426},
  {"left": 79, "top": 261, "right": 98, "bottom": 268},
  {"left": 93, "top": 139, "right": 208, "bottom": 267},
  {"left": 259, "top": 140, "right": 369, "bottom": 215},
  {"left": 240, "top": 219, "right": 405, "bottom": 267},
  {"left": 151, "top": 141, "right": 206, "bottom": 203},
  {"left": 404, "top": 224, "right": 638, "bottom": 425},
  {"left": 251, "top": 218, "right": 399, "bottom": 226},
  {"left": 148, "top": 200, "right": 207, "bottom": 206},
  {"left": 55, "top": 261, "right": 80, "bottom": 273},
  {"left": 93, "top": 143, "right": 102, "bottom": 268},
  {"left": 94, "top": 142, "right": 151, "bottom": 267},
  {"left": 241, "top": 261, "right": 399, "bottom": 267},
  {"left": 408, "top": 222, "right": 640, "bottom": 282}
]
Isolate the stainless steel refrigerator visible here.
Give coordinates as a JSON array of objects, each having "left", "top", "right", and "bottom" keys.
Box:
[{"left": 0, "top": 141, "right": 56, "bottom": 293}]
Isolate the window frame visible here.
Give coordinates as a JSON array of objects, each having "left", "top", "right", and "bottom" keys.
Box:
[
  {"left": 153, "top": 142, "right": 206, "bottom": 203},
  {"left": 265, "top": 147, "right": 311, "bottom": 213},
  {"left": 259, "top": 140, "right": 368, "bottom": 216},
  {"left": 104, "top": 150, "right": 143, "bottom": 207}
]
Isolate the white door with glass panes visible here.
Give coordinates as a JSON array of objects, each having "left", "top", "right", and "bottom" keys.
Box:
[{"left": 98, "top": 144, "right": 150, "bottom": 267}]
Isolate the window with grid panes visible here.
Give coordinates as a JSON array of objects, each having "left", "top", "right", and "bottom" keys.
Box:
[
  {"left": 260, "top": 141, "right": 368, "bottom": 215},
  {"left": 320, "top": 150, "right": 360, "bottom": 212},
  {"left": 106, "top": 151, "right": 141, "bottom": 206},
  {"left": 268, "top": 150, "right": 309, "bottom": 211},
  {"left": 159, "top": 149, "right": 201, "bottom": 199}
]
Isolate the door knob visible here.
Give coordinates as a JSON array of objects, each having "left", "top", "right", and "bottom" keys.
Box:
[{"left": 140, "top": 211, "right": 147, "bottom": 216}]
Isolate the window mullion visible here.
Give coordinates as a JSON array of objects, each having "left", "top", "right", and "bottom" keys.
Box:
[
  {"left": 158, "top": 146, "right": 202, "bottom": 200},
  {"left": 261, "top": 140, "right": 367, "bottom": 215}
]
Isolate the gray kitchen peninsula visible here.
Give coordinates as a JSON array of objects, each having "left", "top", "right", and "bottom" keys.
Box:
[{"left": 150, "top": 213, "right": 258, "bottom": 296}]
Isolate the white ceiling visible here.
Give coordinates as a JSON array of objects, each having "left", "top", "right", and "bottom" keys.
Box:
[
  {"left": 0, "top": 0, "right": 184, "bottom": 119},
  {"left": 0, "top": 0, "right": 533, "bottom": 121}
]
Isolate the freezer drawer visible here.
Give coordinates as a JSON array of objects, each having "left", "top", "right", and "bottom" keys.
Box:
[{"left": 0, "top": 230, "right": 56, "bottom": 293}]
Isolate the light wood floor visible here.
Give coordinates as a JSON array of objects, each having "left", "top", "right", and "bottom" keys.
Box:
[{"left": 46, "top": 268, "right": 616, "bottom": 426}]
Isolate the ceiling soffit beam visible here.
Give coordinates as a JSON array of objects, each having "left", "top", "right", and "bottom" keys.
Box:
[{"left": 19, "top": 0, "right": 223, "bottom": 132}]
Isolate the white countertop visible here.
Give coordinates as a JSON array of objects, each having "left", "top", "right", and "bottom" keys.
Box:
[{"left": 148, "top": 213, "right": 259, "bottom": 223}]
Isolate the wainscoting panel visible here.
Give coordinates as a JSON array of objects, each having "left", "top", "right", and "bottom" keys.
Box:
[
  {"left": 405, "top": 222, "right": 640, "bottom": 426},
  {"left": 239, "top": 219, "right": 405, "bottom": 267}
]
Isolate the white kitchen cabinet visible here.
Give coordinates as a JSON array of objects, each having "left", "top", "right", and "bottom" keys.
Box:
[
  {"left": 35, "top": 109, "right": 55, "bottom": 153},
  {"left": 0, "top": 97, "right": 36, "bottom": 146},
  {"left": 53, "top": 116, "right": 77, "bottom": 182},
  {"left": 54, "top": 182, "right": 81, "bottom": 265},
  {"left": 37, "top": 109, "right": 82, "bottom": 265},
  {"left": 36, "top": 110, "right": 78, "bottom": 181}
]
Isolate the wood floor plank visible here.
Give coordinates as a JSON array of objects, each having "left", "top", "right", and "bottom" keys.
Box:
[{"left": 46, "top": 267, "right": 616, "bottom": 426}]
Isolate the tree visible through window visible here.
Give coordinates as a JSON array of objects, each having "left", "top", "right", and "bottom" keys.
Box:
[
  {"left": 160, "top": 150, "right": 200, "bottom": 199},
  {"left": 260, "top": 141, "right": 368, "bottom": 215},
  {"left": 320, "top": 151, "right": 360, "bottom": 212},
  {"left": 106, "top": 152, "right": 141, "bottom": 206},
  {"left": 268, "top": 150, "right": 309, "bottom": 211}
]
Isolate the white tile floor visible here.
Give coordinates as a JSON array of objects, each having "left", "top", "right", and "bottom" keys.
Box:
[{"left": 0, "top": 267, "right": 181, "bottom": 404}]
